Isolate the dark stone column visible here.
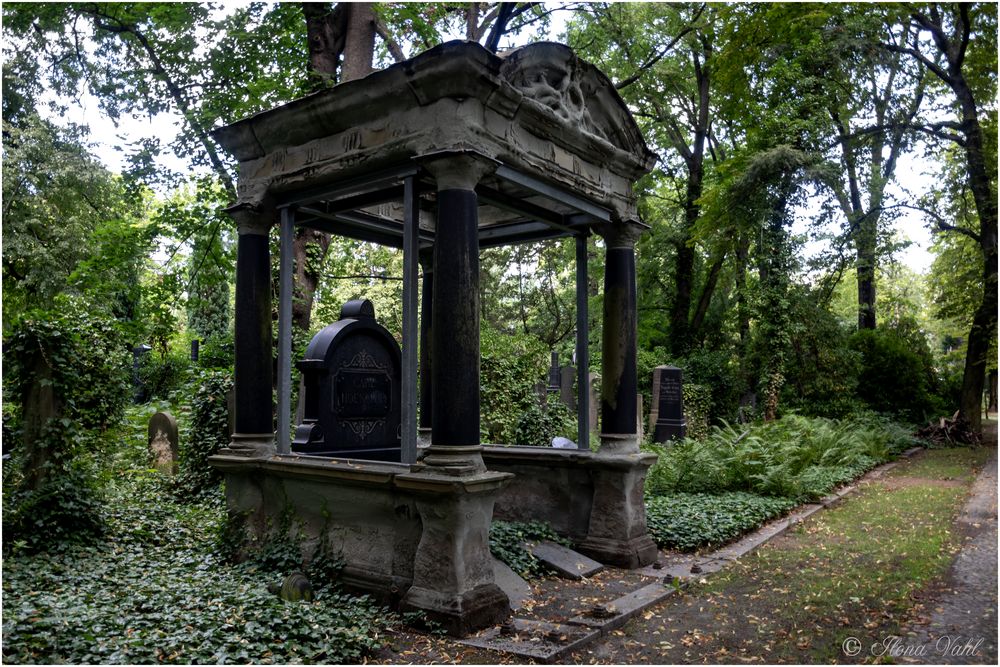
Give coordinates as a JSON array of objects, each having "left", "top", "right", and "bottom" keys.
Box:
[
  {"left": 418, "top": 247, "right": 434, "bottom": 444},
  {"left": 598, "top": 222, "right": 642, "bottom": 452},
  {"left": 225, "top": 206, "right": 275, "bottom": 457},
  {"left": 421, "top": 154, "right": 494, "bottom": 474}
]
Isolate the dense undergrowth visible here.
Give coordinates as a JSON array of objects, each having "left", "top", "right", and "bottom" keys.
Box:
[
  {"left": 643, "top": 413, "right": 923, "bottom": 551},
  {"left": 2, "top": 405, "right": 391, "bottom": 665}
]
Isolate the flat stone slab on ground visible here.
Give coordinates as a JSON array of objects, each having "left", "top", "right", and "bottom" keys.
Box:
[
  {"left": 529, "top": 540, "right": 604, "bottom": 580},
  {"left": 458, "top": 618, "right": 599, "bottom": 664},
  {"left": 491, "top": 557, "right": 532, "bottom": 611},
  {"left": 567, "top": 582, "right": 677, "bottom": 633}
]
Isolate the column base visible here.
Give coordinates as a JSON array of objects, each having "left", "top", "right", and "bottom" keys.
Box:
[
  {"left": 579, "top": 450, "right": 658, "bottom": 568},
  {"left": 420, "top": 444, "right": 486, "bottom": 476},
  {"left": 577, "top": 534, "right": 658, "bottom": 569},
  {"left": 598, "top": 431, "right": 641, "bottom": 454},
  {"left": 400, "top": 583, "right": 510, "bottom": 636},
  {"left": 395, "top": 467, "right": 512, "bottom": 637},
  {"left": 218, "top": 432, "right": 275, "bottom": 459}
]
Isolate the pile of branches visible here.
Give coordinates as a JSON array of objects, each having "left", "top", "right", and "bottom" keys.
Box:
[{"left": 917, "top": 412, "right": 981, "bottom": 446}]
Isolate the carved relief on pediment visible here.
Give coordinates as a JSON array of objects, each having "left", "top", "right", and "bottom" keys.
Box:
[{"left": 499, "top": 42, "right": 649, "bottom": 163}]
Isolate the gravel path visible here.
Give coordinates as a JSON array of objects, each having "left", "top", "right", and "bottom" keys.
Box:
[{"left": 900, "top": 421, "right": 998, "bottom": 665}]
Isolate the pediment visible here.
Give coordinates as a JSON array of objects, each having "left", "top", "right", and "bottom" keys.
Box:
[{"left": 499, "top": 42, "right": 651, "bottom": 165}]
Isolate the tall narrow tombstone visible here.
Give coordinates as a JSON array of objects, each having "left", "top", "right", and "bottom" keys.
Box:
[
  {"left": 190, "top": 339, "right": 200, "bottom": 362},
  {"left": 651, "top": 366, "right": 686, "bottom": 443},
  {"left": 588, "top": 372, "right": 600, "bottom": 435},
  {"left": 547, "top": 352, "right": 560, "bottom": 394},
  {"left": 559, "top": 365, "right": 577, "bottom": 411},
  {"left": 148, "top": 411, "right": 179, "bottom": 475}
]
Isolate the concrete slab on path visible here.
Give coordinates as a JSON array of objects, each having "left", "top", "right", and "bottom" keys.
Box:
[
  {"left": 491, "top": 557, "right": 532, "bottom": 612},
  {"left": 458, "top": 618, "right": 599, "bottom": 664},
  {"left": 566, "top": 582, "right": 677, "bottom": 632},
  {"left": 529, "top": 540, "right": 604, "bottom": 580}
]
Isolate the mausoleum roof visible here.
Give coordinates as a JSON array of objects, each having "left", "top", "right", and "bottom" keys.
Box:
[{"left": 213, "top": 40, "right": 657, "bottom": 245}]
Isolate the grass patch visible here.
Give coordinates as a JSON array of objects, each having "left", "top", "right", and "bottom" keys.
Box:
[
  {"left": 691, "top": 447, "right": 974, "bottom": 662},
  {"left": 887, "top": 446, "right": 991, "bottom": 482},
  {"left": 645, "top": 492, "right": 796, "bottom": 551}
]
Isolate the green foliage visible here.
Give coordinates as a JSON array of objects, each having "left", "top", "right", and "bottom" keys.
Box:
[
  {"left": 174, "top": 370, "right": 232, "bottom": 501},
  {"left": 681, "top": 383, "right": 711, "bottom": 440},
  {"left": 137, "top": 347, "right": 192, "bottom": 402},
  {"left": 196, "top": 336, "right": 235, "bottom": 371},
  {"left": 645, "top": 492, "right": 796, "bottom": 551},
  {"left": 2, "top": 302, "right": 130, "bottom": 551},
  {"left": 2, "top": 471, "right": 386, "bottom": 664},
  {"left": 512, "top": 394, "right": 576, "bottom": 447},
  {"left": 480, "top": 327, "right": 548, "bottom": 443},
  {"left": 645, "top": 414, "right": 918, "bottom": 502},
  {"left": 488, "top": 520, "right": 570, "bottom": 579},
  {"left": 849, "top": 327, "right": 939, "bottom": 421}
]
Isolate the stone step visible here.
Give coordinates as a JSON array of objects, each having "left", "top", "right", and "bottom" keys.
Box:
[
  {"left": 566, "top": 581, "right": 677, "bottom": 633},
  {"left": 528, "top": 540, "right": 604, "bottom": 580},
  {"left": 458, "top": 617, "right": 599, "bottom": 664}
]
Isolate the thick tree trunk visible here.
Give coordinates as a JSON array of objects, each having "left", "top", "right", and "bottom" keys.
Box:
[
  {"left": 856, "top": 213, "right": 877, "bottom": 330},
  {"left": 953, "top": 74, "right": 998, "bottom": 436},
  {"left": 341, "top": 3, "right": 375, "bottom": 81}
]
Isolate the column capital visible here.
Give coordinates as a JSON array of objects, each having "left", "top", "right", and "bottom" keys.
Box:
[
  {"left": 418, "top": 151, "right": 498, "bottom": 191},
  {"left": 228, "top": 203, "right": 274, "bottom": 236},
  {"left": 595, "top": 220, "right": 646, "bottom": 249}
]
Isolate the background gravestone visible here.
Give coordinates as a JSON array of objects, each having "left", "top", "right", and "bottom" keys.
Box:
[
  {"left": 292, "top": 299, "right": 402, "bottom": 461},
  {"left": 651, "top": 365, "right": 686, "bottom": 443},
  {"left": 559, "top": 365, "right": 577, "bottom": 411},
  {"left": 147, "top": 411, "right": 179, "bottom": 474}
]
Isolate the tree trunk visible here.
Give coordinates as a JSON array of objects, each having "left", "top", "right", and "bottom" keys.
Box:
[
  {"left": 341, "top": 3, "right": 375, "bottom": 82},
  {"left": 856, "top": 212, "right": 877, "bottom": 329},
  {"left": 953, "top": 72, "right": 998, "bottom": 436}
]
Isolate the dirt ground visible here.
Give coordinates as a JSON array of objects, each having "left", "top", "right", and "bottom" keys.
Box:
[{"left": 370, "top": 421, "right": 998, "bottom": 665}]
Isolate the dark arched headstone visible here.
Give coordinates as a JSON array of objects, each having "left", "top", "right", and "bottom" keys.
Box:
[{"left": 148, "top": 411, "right": 179, "bottom": 474}]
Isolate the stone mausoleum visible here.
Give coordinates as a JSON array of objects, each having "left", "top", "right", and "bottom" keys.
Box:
[{"left": 209, "top": 40, "right": 657, "bottom": 636}]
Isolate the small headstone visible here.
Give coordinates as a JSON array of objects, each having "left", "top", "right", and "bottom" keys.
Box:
[
  {"left": 651, "top": 366, "right": 686, "bottom": 443},
  {"left": 293, "top": 299, "right": 402, "bottom": 461},
  {"left": 559, "top": 365, "right": 576, "bottom": 411},
  {"left": 551, "top": 436, "right": 575, "bottom": 449},
  {"left": 533, "top": 381, "right": 548, "bottom": 408},
  {"left": 147, "top": 411, "right": 179, "bottom": 475}
]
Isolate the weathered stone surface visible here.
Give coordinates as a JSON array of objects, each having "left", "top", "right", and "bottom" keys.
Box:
[
  {"left": 529, "top": 540, "right": 603, "bottom": 580},
  {"left": 491, "top": 557, "right": 532, "bottom": 611},
  {"left": 212, "top": 41, "right": 656, "bottom": 228},
  {"left": 458, "top": 618, "right": 599, "bottom": 664},
  {"left": 147, "top": 411, "right": 178, "bottom": 475},
  {"left": 566, "top": 582, "right": 676, "bottom": 632}
]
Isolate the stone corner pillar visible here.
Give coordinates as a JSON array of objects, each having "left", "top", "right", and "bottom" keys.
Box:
[
  {"left": 219, "top": 203, "right": 275, "bottom": 459},
  {"left": 395, "top": 469, "right": 514, "bottom": 636},
  {"left": 595, "top": 220, "right": 644, "bottom": 455},
  {"left": 577, "top": 451, "right": 658, "bottom": 568},
  {"left": 577, "top": 220, "right": 657, "bottom": 569}
]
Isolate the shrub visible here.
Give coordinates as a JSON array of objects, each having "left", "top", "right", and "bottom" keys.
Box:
[
  {"left": 137, "top": 348, "right": 192, "bottom": 401},
  {"left": 480, "top": 327, "right": 548, "bottom": 443},
  {"left": 2, "top": 303, "right": 130, "bottom": 551},
  {"left": 645, "top": 492, "right": 796, "bottom": 551},
  {"left": 644, "top": 414, "right": 918, "bottom": 502},
  {"left": 512, "top": 393, "right": 576, "bottom": 447},
  {"left": 174, "top": 370, "right": 232, "bottom": 501},
  {"left": 682, "top": 383, "right": 711, "bottom": 440},
  {"left": 850, "top": 328, "right": 937, "bottom": 422},
  {"left": 489, "top": 520, "right": 570, "bottom": 578}
]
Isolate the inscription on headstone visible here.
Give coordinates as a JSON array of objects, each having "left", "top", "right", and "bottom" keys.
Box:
[
  {"left": 651, "top": 365, "right": 686, "bottom": 443},
  {"left": 292, "top": 300, "right": 402, "bottom": 461},
  {"left": 147, "top": 411, "right": 179, "bottom": 475}
]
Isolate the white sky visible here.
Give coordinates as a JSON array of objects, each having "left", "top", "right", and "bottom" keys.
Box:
[{"left": 36, "top": 3, "right": 935, "bottom": 273}]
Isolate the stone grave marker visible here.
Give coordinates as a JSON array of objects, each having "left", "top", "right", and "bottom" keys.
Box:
[
  {"left": 147, "top": 411, "right": 179, "bottom": 474},
  {"left": 650, "top": 365, "right": 686, "bottom": 443},
  {"left": 547, "top": 351, "right": 561, "bottom": 394},
  {"left": 588, "top": 372, "right": 600, "bottom": 434},
  {"left": 293, "top": 299, "right": 402, "bottom": 461},
  {"left": 559, "top": 365, "right": 577, "bottom": 411}
]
